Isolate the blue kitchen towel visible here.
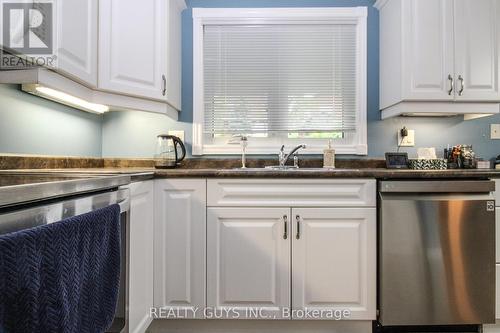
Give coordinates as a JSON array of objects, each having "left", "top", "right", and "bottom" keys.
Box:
[{"left": 0, "top": 204, "right": 121, "bottom": 333}]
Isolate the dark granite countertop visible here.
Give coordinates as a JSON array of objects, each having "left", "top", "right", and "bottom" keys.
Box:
[
  {"left": 2, "top": 167, "right": 500, "bottom": 180},
  {"left": 153, "top": 167, "right": 500, "bottom": 179},
  {"left": 2, "top": 154, "right": 500, "bottom": 180}
]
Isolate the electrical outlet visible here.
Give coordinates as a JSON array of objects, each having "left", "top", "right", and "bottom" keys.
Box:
[
  {"left": 397, "top": 129, "right": 415, "bottom": 147},
  {"left": 491, "top": 124, "right": 500, "bottom": 139},
  {"left": 168, "top": 130, "right": 185, "bottom": 142}
]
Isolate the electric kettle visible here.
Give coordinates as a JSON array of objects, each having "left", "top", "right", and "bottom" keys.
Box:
[{"left": 154, "top": 134, "right": 186, "bottom": 168}]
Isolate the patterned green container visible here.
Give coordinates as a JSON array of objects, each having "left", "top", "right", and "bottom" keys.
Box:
[{"left": 408, "top": 159, "right": 447, "bottom": 170}]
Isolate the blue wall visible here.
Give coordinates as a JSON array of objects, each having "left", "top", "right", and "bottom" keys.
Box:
[
  {"left": 1, "top": 0, "right": 500, "bottom": 160},
  {"left": 0, "top": 84, "right": 102, "bottom": 157},
  {"left": 102, "top": 111, "right": 187, "bottom": 158},
  {"left": 172, "top": 0, "right": 500, "bottom": 161}
]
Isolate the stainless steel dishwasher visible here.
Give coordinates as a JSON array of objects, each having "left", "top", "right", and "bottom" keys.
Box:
[{"left": 378, "top": 180, "right": 496, "bottom": 328}]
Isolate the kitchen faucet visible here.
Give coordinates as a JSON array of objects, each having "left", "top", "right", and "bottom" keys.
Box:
[{"left": 278, "top": 144, "right": 306, "bottom": 167}]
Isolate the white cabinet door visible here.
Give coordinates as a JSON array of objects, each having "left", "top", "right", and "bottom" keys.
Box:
[
  {"left": 454, "top": 0, "right": 500, "bottom": 101},
  {"left": 99, "top": 0, "right": 166, "bottom": 100},
  {"left": 129, "top": 181, "right": 154, "bottom": 333},
  {"left": 55, "top": 0, "right": 98, "bottom": 87},
  {"left": 154, "top": 179, "right": 206, "bottom": 318},
  {"left": 402, "top": 0, "right": 455, "bottom": 100},
  {"left": 291, "top": 208, "right": 376, "bottom": 320},
  {"left": 207, "top": 207, "right": 291, "bottom": 319}
]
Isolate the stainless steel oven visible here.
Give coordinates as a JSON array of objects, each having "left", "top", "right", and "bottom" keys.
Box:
[
  {"left": 378, "top": 180, "right": 496, "bottom": 328},
  {"left": 0, "top": 177, "right": 130, "bottom": 333}
]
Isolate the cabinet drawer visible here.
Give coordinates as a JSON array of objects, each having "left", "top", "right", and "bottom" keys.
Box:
[{"left": 207, "top": 179, "right": 376, "bottom": 207}]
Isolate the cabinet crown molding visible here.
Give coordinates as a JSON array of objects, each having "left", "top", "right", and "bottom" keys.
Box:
[
  {"left": 374, "top": 0, "right": 389, "bottom": 10},
  {"left": 172, "top": 0, "right": 187, "bottom": 10}
]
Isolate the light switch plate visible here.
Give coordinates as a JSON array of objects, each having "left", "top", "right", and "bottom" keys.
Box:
[
  {"left": 491, "top": 124, "right": 500, "bottom": 139},
  {"left": 397, "top": 129, "right": 415, "bottom": 147},
  {"left": 168, "top": 130, "right": 185, "bottom": 142}
]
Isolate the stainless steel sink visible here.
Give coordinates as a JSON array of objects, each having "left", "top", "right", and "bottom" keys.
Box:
[
  {"left": 230, "top": 167, "right": 339, "bottom": 171},
  {"left": 264, "top": 165, "right": 299, "bottom": 170}
]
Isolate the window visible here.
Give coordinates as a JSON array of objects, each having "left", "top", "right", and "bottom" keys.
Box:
[{"left": 193, "top": 8, "right": 367, "bottom": 155}]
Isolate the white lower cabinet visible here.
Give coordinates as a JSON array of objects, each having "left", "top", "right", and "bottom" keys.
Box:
[
  {"left": 206, "top": 206, "right": 376, "bottom": 321},
  {"left": 154, "top": 178, "right": 376, "bottom": 323},
  {"left": 292, "top": 208, "right": 376, "bottom": 320},
  {"left": 128, "top": 181, "right": 154, "bottom": 333},
  {"left": 205, "top": 179, "right": 376, "bottom": 321},
  {"left": 485, "top": 264, "right": 500, "bottom": 332},
  {"left": 491, "top": 182, "right": 500, "bottom": 329},
  {"left": 207, "top": 208, "right": 291, "bottom": 319},
  {"left": 153, "top": 179, "right": 206, "bottom": 318}
]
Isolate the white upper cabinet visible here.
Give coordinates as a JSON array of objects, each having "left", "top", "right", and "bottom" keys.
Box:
[
  {"left": 165, "top": 0, "right": 184, "bottom": 110},
  {"left": 291, "top": 208, "right": 376, "bottom": 320},
  {"left": 98, "top": 0, "right": 185, "bottom": 107},
  {"left": 4, "top": 0, "right": 185, "bottom": 117},
  {"left": 454, "top": 0, "right": 500, "bottom": 101},
  {"left": 376, "top": 0, "right": 500, "bottom": 118},
  {"left": 402, "top": 0, "right": 455, "bottom": 101},
  {"left": 99, "top": 0, "right": 167, "bottom": 101},
  {"left": 55, "top": 0, "right": 98, "bottom": 87}
]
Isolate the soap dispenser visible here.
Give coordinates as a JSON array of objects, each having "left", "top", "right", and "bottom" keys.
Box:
[{"left": 323, "top": 140, "right": 335, "bottom": 168}]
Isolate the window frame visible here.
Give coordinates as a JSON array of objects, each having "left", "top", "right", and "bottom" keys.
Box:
[{"left": 192, "top": 7, "right": 368, "bottom": 155}]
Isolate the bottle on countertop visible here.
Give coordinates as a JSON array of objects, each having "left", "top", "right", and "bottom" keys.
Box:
[{"left": 323, "top": 139, "right": 335, "bottom": 168}]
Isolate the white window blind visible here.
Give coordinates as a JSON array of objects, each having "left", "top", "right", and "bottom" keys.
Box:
[{"left": 203, "top": 24, "right": 358, "bottom": 135}]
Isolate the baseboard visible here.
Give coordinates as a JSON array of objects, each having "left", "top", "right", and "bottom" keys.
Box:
[
  {"left": 483, "top": 322, "right": 500, "bottom": 333},
  {"left": 146, "top": 319, "right": 372, "bottom": 333},
  {"left": 134, "top": 314, "right": 154, "bottom": 333}
]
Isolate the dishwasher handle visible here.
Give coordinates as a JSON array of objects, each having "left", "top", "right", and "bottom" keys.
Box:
[{"left": 379, "top": 180, "right": 495, "bottom": 193}]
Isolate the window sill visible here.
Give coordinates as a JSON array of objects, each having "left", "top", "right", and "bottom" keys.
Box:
[{"left": 193, "top": 144, "right": 368, "bottom": 156}]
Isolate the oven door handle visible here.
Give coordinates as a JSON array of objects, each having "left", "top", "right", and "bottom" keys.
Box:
[
  {"left": 118, "top": 196, "right": 130, "bottom": 214},
  {"left": 118, "top": 186, "right": 131, "bottom": 213}
]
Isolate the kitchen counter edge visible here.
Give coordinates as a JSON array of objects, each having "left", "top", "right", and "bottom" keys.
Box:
[{"left": 2, "top": 168, "right": 500, "bottom": 180}]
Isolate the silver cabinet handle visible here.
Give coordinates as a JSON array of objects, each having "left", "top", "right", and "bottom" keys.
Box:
[
  {"left": 296, "top": 215, "right": 301, "bottom": 240},
  {"left": 162, "top": 74, "right": 166, "bottom": 96},
  {"left": 283, "top": 215, "right": 288, "bottom": 240},
  {"left": 458, "top": 75, "right": 465, "bottom": 96},
  {"left": 448, "top": 74, "right": 454, "bottom": 96}
]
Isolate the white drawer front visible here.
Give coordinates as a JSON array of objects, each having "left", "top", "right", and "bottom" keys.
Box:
[{"left": 207, "top": 179, "right": 376, "bottom": 207}]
